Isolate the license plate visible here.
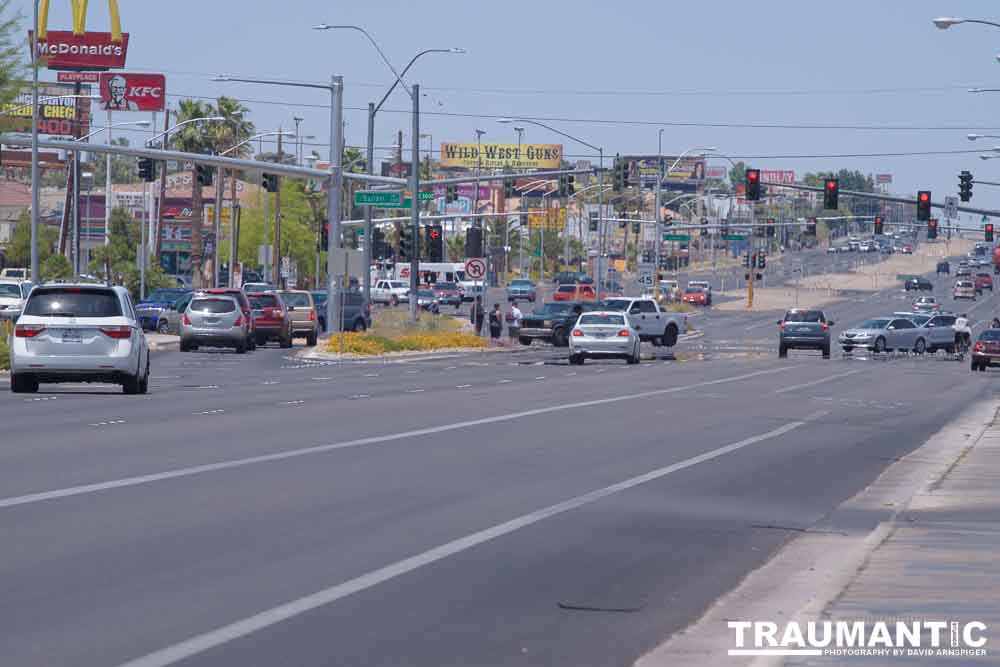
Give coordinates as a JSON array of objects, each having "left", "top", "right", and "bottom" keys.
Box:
[
  {"left": 796, "top": 327, "right": 813, "bottom": 333},
  {"left": 592, "top": 332, "right": 608, "bottom": 338},
  {"left": 62, "top": 331, "right": 82, "bottom": 343}
]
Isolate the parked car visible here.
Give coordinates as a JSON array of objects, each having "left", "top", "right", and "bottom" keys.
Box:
[
  {"left": 936, "top": 261, "right": 950, "bottom": 275},
  {"left": 600, "top": 297, "right": 686, "bottom": 347},
  {"left": 10, "top": 284, "right": 150, "bottom": 394},
  {"left": 518, "top": 301, "right": 606, "bottom": 347},
  {"left": 0, "top": 279, "right": 32, "bottom": 322},
  {"left": 838, "top": 317, "right": 920, "bottom": 354},
  {"left": 432, "top": 281, "right": 462, "bottom": 308},
  {"left": 249, "top": 291, "right": 292, "bottom": 348},
  {"left": 180, "top": 294, "right": 249, "bottom": 353},
  {"left": 134, "top": 287, "right": 190, "bottom": 332},
  {"left": 953, "top": 279, "right": 977, "bottom": 300},
  {"left": 278, "top": 290, "right": 319, "bottom": 346},
  {"left": 506, "top": 278, "right": 537, "bottom": 302},
  {"left": 904, "top": 277, "right": 933, "bottom": 292},
  {"left": 971, "top": 328, "right": 1000, "bottom": 371},
  {"left": 568, "top": 311, "right": 641, "bottom": 365},
  {"left": 975, "top": 272, "right": 993, "bottom": 293},
  {"left": 778, "top": 309, "right": 832, "bottom": 358},
  {"left": 372, "top": 279, "right": 410, "bottom": 305},
  {"left": 200, "top": 288, "right": 257, "bottom": 350},
  {"left": 552, "top": 283, "right": 597, "bottom": 302},
  {"left": 912, "top": 296, "right": 940, "bottom": 312}
]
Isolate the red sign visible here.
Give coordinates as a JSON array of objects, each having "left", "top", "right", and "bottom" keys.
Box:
[
  {"left": 98, "top": 72, "right": 166, "bottom": 112},
  {"left": 30, "top": 30, "right": 129, "bottom": 70},
  {"left": 57, "top": 71, "right": 100, "bottom": 83}
]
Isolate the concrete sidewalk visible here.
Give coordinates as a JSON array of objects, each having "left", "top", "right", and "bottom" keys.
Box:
[
  {"left": 638, "top": 399, "right": 1000, "bottom": 666},
  {"left": 146, "top": 333, "right": 179, "bottom": 351}
]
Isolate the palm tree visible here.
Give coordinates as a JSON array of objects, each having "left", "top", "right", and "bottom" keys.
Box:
[{"left": 172, "top": 99, "right": 217, "bottom": 287}]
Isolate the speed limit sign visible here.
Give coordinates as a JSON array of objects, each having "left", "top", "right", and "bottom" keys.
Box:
[{"left": 465, "top": 258, "right": 487, "bottom": 280}]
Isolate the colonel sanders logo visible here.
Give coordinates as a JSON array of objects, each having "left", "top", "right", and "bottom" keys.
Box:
[{"left": 101, "top": 75, "right": 139, "bottom": 111}]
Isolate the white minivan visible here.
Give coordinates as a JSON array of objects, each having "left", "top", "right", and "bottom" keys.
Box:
[{"left": 9, "top": 284, "right": 150, "bottom": 394}]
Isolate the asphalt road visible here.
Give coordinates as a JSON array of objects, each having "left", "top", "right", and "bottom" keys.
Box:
[{"left": 1, "top": 246, "right": 996, "bottom": 667}]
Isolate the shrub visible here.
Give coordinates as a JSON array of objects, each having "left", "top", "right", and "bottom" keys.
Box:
[
  {"left": 0, "top": 321, "right": 11, "bottom": 371},
  {"left": 327, "top": 331, "right": 485, "bottom": 355}
]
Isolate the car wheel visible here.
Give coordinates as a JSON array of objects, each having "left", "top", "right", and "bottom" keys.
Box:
[
  {"left": 138, "top": 360, "right": 150, "bottom": 395},
  {"left": 914, "top": 338, "right": 927, "bottom": 354},
  {"left": 842, "top": 346, "right": 854, "bottom": 353},
  {"left": 122, "top": 371, "right": 141, "bottom": 395},
  {"left": 352, "top": 319, "right": 367, "bottom": 333},
  {"left": 663, "top": 324, "right": 679, "bottom": 347},
  {"left": 179, "top": 339, "right": 192, "bottom": 352},
  {"left": 256, "top": 334, "right": 267, "bottom": 347},
  {"left": 306, "top": 331, "right": 318, "bottom": 347},
  {"left": 390, "top": 295, "right": 399, "bottom": 307},
  {"left": 518, "top": 336, "right": 532, "bottom": 346},
  {"left": 972, "top": 360, "right": 980, "bottom": 372},
  {"left": 569, "top": 353, "right": 584, "bottom": 365},
  {"left": 10, "top": 374, "right": 39, "bottom": 394},
  {"left": 247, "top": 336, "right": 256, "bottom": 351},
  {"left": 779, "top": 343, "right": 788, "bottom": 358},
  {"left": 822, "top": 343, "right": 831, "bottom": 359},
  {"left": 552, "top": 327, "right": 568, "bottom": 348},
  {"left": 873, "top": 337, "right": 886, "bottom": 353},
  {"left": 650, "top": 335, "right": 663, "bottom": 347},
  {"left": 157, "top": 318, "right": 170, "bottom": 334},
  {"left": 279, "top": 334, "right": 292, "bottom": 348}
]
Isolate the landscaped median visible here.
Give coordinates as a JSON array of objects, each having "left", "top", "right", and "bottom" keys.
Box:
[
  {"left": 0, "top": 321, "right": 11, "bottom": 372},
  {"left": 324, "top": 311, "right": 486, "bottom": 357}
]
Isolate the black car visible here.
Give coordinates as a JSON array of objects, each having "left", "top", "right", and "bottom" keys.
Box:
[
  {"left": 778, "top": 309, "right": 833, "bottom": 359},
  {"left": 904, "top": 277, "right": 933, "bottom": 291},
  {"left": 518, "top": 301, "right": 605, "bottom": 347},
  {"left": 936, "top": 261, "right": 950, "bottom": 275}
]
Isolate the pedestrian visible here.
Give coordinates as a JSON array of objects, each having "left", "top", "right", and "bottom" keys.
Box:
[
  {"left": 471, "top": 297, "right": 485, "bottom": 334},
  {"left": 508, "top": 302, "right": 523, "bottom": 341},
  {"left": 489, "top": 303, "right": 503, "bottom": 342},
  {"left": 992, "top": 317, "right": 1000, "bottom": 329}
]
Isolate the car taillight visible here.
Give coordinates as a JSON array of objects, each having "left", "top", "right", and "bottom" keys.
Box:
[
  {"left": 309, "top": 309, "right": 316, "bottom": 321},
  {"left": 182, "top": 314, "right": 191, "bottom": 326},
  {"left": 99, "top": 326, "right": 132, "bottom": 339},
  {"left": 233, "top": 314, "right": 243, "bottom": 328},
  {"left": 975, "top": 342, "right": 985, "bottom": 352},
  {"left": 779, "top": 322, "right": 785, "bottom": 331},
  {"left": 822, "top": 322, "right": 829, "bottom": 332},
  {"left": 572, "top": 329, "right": 584, "bottom": 337},
  {"left": 617, "top": 329, "right": 631, "bottom": 337},
  {"left": 14, "top": 324, "right": 45, "bottom": 338}
]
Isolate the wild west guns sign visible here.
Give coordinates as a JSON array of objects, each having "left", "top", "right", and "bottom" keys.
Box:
[
  {"left": 439, "top": 143, "right": 563, "bottom": 170},
  {"left": 31, "top": 0, "right": 129, "bottom": 70}
]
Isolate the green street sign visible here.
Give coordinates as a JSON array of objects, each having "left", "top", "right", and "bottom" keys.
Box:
[
  {"left": 721, "top": 234, "right": 747, "bottom": 241},
  {"left": 354, "top": 191, "right": 401, "bottom": 206},
  {"left": 663, "top": 233, "right": 690, "bottom": 241},
  {"left": 418, "top": 191, "right": 434, "bottom": 201}
]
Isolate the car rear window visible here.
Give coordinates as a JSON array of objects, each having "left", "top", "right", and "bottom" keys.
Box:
[
  {"left": 23, "top": 287, "right": 122, "bottom": 317},
  {"left": 190, "top": 298, "right": 236, "bottom": 313},
  {"left": 250, "top": 294, "right": 278, "bottom": 308},
  {"left": 0, "top": 284, "right": 21, "bottom": 298},
  {"left": 785, "top": 310, "right": 824, "bottom": 323},
  {"left": 979, "top": 330, "right": 1000, "bottom": 341},
  {"left": 281, "top": 292, "right": 312, "bottom": 307},
  {"left": 579, "top": 314, "right": 625, "bottom": 326},
  {"left": 557, "top": 285, "right": 576, "bottom": 293}
]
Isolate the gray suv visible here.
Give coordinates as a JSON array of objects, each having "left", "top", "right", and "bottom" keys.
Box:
[{"left": 778, "top": 309, "right": 833, "bottom": 359}]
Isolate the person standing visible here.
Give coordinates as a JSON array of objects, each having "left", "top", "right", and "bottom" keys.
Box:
[
  {"left": 489, "top": 303, "right": 503, "bottom": 342},
  {"left": 508, "top": 302, "right": 523, "bottom": 341},
  {"left": 471, "top": 297, "right": 485, "bottom": 335}
]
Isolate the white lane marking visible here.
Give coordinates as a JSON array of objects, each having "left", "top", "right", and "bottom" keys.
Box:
[
  {"left": 405, "top": 388, "right": 425, "bottom": 393},
  {"left": 745, "top": 320, "right": 779, "bottom": 331},
  {"left": 25, "top": 396, "right": 58, "bottom": 402},
  {"left": 312, "top": 377, "right": 333, "bottom": 381},
  {"left": 406, "top": 370, "right": 419, "bottom": 374},
  {"left": 535, "top": 376, "right": 546, "bottom": 380},
  {"left": 363, "top": 373, "right": 379, "bottom": 378},
  {"left": 116, "top": 419, "right": 807, "bottom": 667},
  {"left": 497, "top": 379, "right": 512, "bottom": 384},
  {"left": 278, "top": 400, "right": 305, "bottom": 406},
  {"left": 261, "top": 381, "right": 280, "bottom": 386},
  {"left": 445, "top": 366, "right": 457, "bottom": 370},
  {"left": 0, "top": 366, "right": 799, "bottom": 512},
  {"left": 456, "top": 384, "right": 472, "bottom": 389},
  {"left": 772, "top": 368, "right": 865, "bottom": 395},
  {"left": 193, "top": 409, "right": 225, "bottom": 415},
  {"left": 350, "top": 394, "right": 369, "bottom": 400},
  {"left": 88, "top": 420, "right": 126, "bottom": 427}
]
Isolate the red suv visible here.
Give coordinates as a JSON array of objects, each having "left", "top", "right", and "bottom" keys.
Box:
[
  {"left": 976, "top": 272, "right": 993, "bottom": 293},
  {"left": 248, "top": 291, "right": 292, "bottom": 348},
  {"left": 201, "top": 288, "right": 256, "bottom": 350}
]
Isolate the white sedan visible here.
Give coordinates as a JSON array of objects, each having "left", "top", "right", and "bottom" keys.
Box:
[
  {"left": 568, "top": 311, "right": 641, "bottom": 365},
  {"left": 9, "top": 284, "right": 150, "bottom": 394}
]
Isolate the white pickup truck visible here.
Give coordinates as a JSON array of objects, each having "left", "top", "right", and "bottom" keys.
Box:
[
  {"left": 601, "top": 297, "right": 686, "bottom": 347},
  {"left": 371, "top": 279, "right": 410, "bottom": 305}
]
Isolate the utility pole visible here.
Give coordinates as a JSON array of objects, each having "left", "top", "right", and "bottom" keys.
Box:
[
  {"left": 363, "top": 102, "right": 375, "bottom": 304},
  {"left": 408, "top": 84, "right": 420, "bottom": 322},
  {"left": 274, "top": 129, "right": 283, "bottom": 288},
  {"left": 325, "top": 75, "right": 345, "bottom": 334},
  {"left": 154, "top": 108, "right": 170, "bottom": 262}
]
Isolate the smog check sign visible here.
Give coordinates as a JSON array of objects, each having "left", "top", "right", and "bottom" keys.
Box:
[{"left": 464, "top": 258, "right": 487, "bottom": 280}]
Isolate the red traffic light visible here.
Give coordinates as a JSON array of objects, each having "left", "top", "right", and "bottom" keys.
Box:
[
  {"left": 919, "top": 192, "right": 929, "bottom": 202},
  {"left": 987, "top": 224, "right": 995, "bottom": 232},
  {"left": 429, "top": 230, "right": 440, "bottom": 240},
  {"left": 747, "top": 171, "right": 758, "bottom": 181},
  {"left": 827, "top": 181, "right": 836, "bottom": 190}
]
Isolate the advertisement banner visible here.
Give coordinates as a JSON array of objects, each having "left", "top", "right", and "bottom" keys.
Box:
[
  {"left": 31, "top": 30, "right": 129, "bottom": 70},
  {"left": 527, "top": 208, "right": 566, "bottom": 231},
  {"left": 706, "top": 165, "right": 728, "bottom": 180},
  {"left": 626, "top": 156, "right": 706, "bottom": 190},
  {"left": 876, "top": 173, "right": 893, "bottom": 184},
  {"left": 440, "top": 143, "right": 563, "bottom": 170},
  {"left": 381, "top": 161, "right": 412, "bottom": 178},
  {"left": 98, "top": 72, "right": 165, "bottom": 112},
  {"left": 0, "top": 81, "right": 92, "bottom": 136},
  {"left": 760, "top": 170, "right": 795, "bottom": 185}
]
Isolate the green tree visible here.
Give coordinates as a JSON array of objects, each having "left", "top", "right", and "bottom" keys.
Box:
[
  {"left": 90, "top": 136, "right": 137, "bottom": 185},
  {"left": 40, "top": 254, "right": 72, "bottom": 281},
  {"left": 172, "top": 98, "right": 217, "bottom": 287},
  {"left": 7, "top": 210, "right": 57, "bottom": 266},
  {"left": 0, "top": 0, "right": 23, "bottom": 109},
  {"left": 446, "top": 233, "right": 465, "bottom": 261},
  {"left": 728, "top": 161, "right": 746, "bottom": 188},
  {"left": 89, "top": 208, "right": 173, "bottom": 298}
]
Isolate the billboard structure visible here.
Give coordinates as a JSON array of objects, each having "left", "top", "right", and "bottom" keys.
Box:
[
  {"left": 625, "top": 155, "right": 706, "bottom": 191},
  {"left": 98, "top": 72, "right": 166, "bottom": 112},
  {"left": 440, "top": 143, "right": 563, "bottom": 170},
  {"left": 0, "top": 81, "right": 92, "bottom": 136},
  {"left": 32, "top": 0, "right": 128, "bottom": 70}
]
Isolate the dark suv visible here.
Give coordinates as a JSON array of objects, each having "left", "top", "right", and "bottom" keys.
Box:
[
  {"left": 778, "top": 309, "right": 833, "bottom": 359},
  {"left": 519, "top": 301, "right": 605, "bottom": 347},
  {"left": 904, "top": 277, "right": 933, "bottom": 291}
]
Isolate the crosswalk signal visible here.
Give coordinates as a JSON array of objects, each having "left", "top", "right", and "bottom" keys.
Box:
[
  {"left": 874, "top": 215, "right": 884, "bottom": 235},
  {"left": 446, "top": 185, "right": 458, "bottom": 203},
  {"left": 959, "top": 171, "right": 973, "bottom": 202},
  {"left": 424, "top": 224, "right": 443, "bottom": 262},
  {"left": 806, "top": 217, "right": 817, "bottom": 235},
  {"left": 464, "top": 225, "right": 483, "bottom": 258},
  {"left": 701, "top": 217, "right": 709, "bottom": 236},
  {"left": 917, "top": 190, "right": 931, "bottom": 221},
  {"left": 927, "top": 218, "right": 938, "bottom": 240},
  {"left": 986, "top": 222, "right": 994, "bottom": 243},
  {"left": 745, "top": 169, "right": 761, "bottom": 201},
  {"left": 766, "top": 218, "right": 776, "bottom": 237},
  {"left": 321, "top": 221, "right": 329, "bottom": 251},
  {"left": 196, "top": 164, "right": 213, "bottom": 187},
  {"left": 262, "top": 173, "right": 279, "bottom": 193},
  {"left": 823, "top": 178, "right": 839, "bottom": 210},
  {"left": 137, "top": 157, "right": 155, "bottom": 182},
  {"left": 373, "top": 227, "right": 388, "bottom": 259}
]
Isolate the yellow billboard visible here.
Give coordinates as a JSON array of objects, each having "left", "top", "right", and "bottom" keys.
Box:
[
  {"left": 527, "top": 208, "right": 566, "bottom": 231},
  {"left": 440, "top": 143, "right": 563, "bottom": 170}
]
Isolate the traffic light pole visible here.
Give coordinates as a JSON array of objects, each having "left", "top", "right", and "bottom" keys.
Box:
[
  {"left": 364, "top": 103, "right": 375, "bottom": 305},
  {"left": 747, "top": 204, "right": 755, "bottom": 310},
  {"left": 326, "top": 75, "right": 345, "bottom": 334},
  {"left": 409, "top": 84, "right": 420, "bottom": 323}
]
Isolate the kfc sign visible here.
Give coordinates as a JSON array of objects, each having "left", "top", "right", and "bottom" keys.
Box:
[{"left": 99, "top": 73, "right": 166, "bottom": 112}]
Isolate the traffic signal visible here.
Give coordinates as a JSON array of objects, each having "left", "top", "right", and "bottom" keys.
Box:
[
  {"left": 196, "top": 164, "right": 213, "bottom": 187},
  {"left": 743, "top": 252, "right": 751, "bottom": 268},
  {"left": 701, "top": 217, "right": 709, "bottom": 236},
  {"left": 758, "top": 252, "right": 767, "bottom": 269},
  {"left": 766, "top": 217, "right": 775, "bottom": 237},
  {"left": 262, "top": 173, "right": 279, "bottom": 193},
  {"left": 137, "top": 158, "right": 155, "bottom": 182},
  {"left": 823, "top": 178, "right": 839, "bottom": 210},
  {"left": 917, "top": 191, "right": 931, "bottom": 221},
  {"left": 588, "top": 212, "right": 599, "bottom": 232},
  {"left": 373, "top": 227, "right": 387, "bottom": 259},
  {"left": 745, "top": 169, "right": 761, "bottom": 201},
  {"left": 465, "top": 225, "right": 483, "bottom": 258},
  {"left": 565, "top": 173, "right": 575, "bottom": 196},
  {"left": 927, "top": 218, "right": 938, "bottom": 240},
  {"left": 399, "top": 223, "right": 417, "bottom": 261},
  {"left": 424, "top": 224, "right": 443, "bottom": 262},
  {"left": 873, "top": 216, "right": 884, "bottom": 235},
  {"left": 959, "top": 171, "right": 973, "bottom": 202},
  {"left": 986, "top": 222, "right": 994, "bottom": 243},
  {"left": 806, "top": 217, "right": 817, "bottom": 235},
  {"left": 632, "top": 221, "right": 640, "bottom": 234},
  {"left": 446, "top": 185, "right": 457, "bottom": 203},
  {"left": 613, "top": 155, "right": 630, "bottom": 192},
  {"left": 504, "top": 178, "right": 516, "bottom": 198},
  {"left": 320, "top": 221, "right": 329, "bottom": 251}
]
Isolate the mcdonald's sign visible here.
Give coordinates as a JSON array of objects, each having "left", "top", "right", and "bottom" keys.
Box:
[{"left": 30, "top": 0, "right": 129, "bottom": 71}]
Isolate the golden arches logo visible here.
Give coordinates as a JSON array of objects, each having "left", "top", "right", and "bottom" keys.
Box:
[{"left": 38, "top": 0, "right": 123, "bottom": 43}]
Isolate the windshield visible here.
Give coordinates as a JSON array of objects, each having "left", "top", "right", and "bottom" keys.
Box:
[
  {"left": 908, "top": 314, "right": 931, "bottom": 326},
  {"left": 859, "top": 318, "right": 890, "bottom": 329},
  {"left": 557, "top": 285, "right": 577, "bottom": 293},
  {"left": 686, "top": 287, "right": 705, "bottom": 293},
  {"left": 578, "top": 313, "right": 625, "bottom": 326},
  {"left": 389, "top": 281, "right": 407, "bottom": 289},
  {"left": 532, "top": 303, "right": 574, "bottom": 317},
  {"left": 190, "top": 298, "right": 236, "bottom": 314},
  {"left": 979, "top": 330, "right": 1000, "bottom": 341},
  {"left": 0, "top": 284, "right": 21, "bottom": 298},
  {"left": 602, "top": 299, "right": 631, "bottom": 311},
  {"left": 280, "top": 292, "right": 312, "bottom": 307},
  {"left": 511, "top": 279, "right": 533, "bottom": 286},
  {"left": 23, "top": 288, "right": 122, "bottom": 317},
  {"left": 250, "top": 294, "right": 278, "bottom": 308}
]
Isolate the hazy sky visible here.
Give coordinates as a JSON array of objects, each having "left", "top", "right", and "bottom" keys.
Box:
[{"left": 21, "top": 0, "right": 1000, "bottom": 220}]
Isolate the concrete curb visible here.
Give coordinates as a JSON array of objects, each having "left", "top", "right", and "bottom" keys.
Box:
[{"left": 148, "top": 337, "right": 179, "bottom": 352}]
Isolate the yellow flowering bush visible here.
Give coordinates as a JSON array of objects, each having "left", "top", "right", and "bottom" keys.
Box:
[
  {"left": 0, "top": 321, "right": 11, "bottom": 371},
  {"left": 327, "top": 330, "right": 485, "bottom": 355}
]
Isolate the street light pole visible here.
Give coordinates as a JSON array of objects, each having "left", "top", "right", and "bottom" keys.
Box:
[
  {"left": 327, "top": 75, "right": 345, "bottom": 333},
  {"left": 409, "top": 85, "right": 421, "bottom": 322},
  {"left": 654, "top": 129, "right": 664, "bottom": 300},
  {"left": 30, "top": 0, "right": 40, "bottom": 282}
]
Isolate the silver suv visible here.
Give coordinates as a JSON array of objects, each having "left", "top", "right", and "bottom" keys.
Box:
[{"left": 179, "top": 295, "right": 249, "bottom": 353}]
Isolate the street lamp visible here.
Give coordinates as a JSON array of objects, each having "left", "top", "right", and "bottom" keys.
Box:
[
  {"left": 933, "top": 16, "right": 1000, "bottom": 30},
  {"left": 496, "top": 117, "right": 606, "bottom": 297},
  {"left": 220, "top": 130, "right": 295, "bottom": 156},
  {"left": 315, "top": 24, "right": 464, "bottom": 310},
  {"left": 145, "top": 115, "right": 225, "bottom": 148}
]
